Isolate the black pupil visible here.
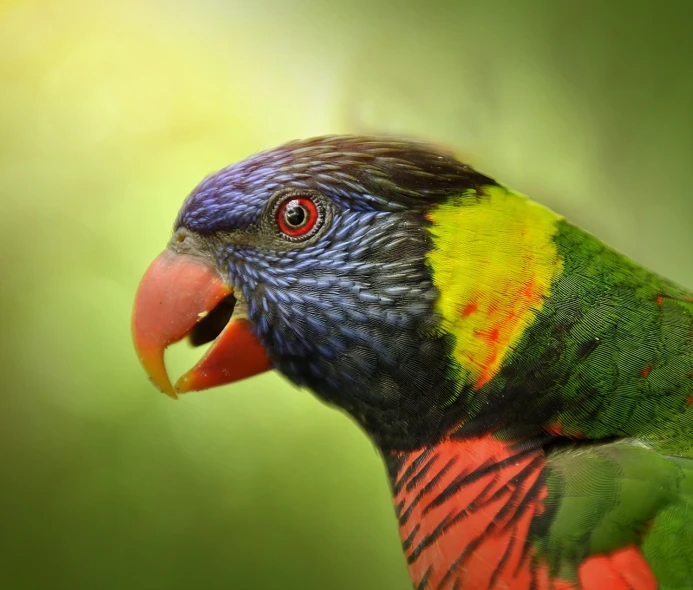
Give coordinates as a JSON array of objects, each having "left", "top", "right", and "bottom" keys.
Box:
[{"left": 284, "top": 201, "right": 308, "bottom": 228}]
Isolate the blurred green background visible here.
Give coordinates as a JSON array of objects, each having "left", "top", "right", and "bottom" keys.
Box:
[{"left": 1, "top": 0, "right": 692, "bottom": 588}]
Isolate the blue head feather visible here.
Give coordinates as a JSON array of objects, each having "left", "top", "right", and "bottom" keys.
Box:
[{"left": 175, "top": 136, "right": 495, "bottom": 449}]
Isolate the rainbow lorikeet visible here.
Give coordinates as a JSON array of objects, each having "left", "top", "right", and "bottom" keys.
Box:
[{"left": 132, "top": 136, "right": 693, "bottom": 590}]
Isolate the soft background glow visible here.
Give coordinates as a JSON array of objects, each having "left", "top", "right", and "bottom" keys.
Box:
[{"left": 2, "top": 1, "right": 692, "bottom": 588}]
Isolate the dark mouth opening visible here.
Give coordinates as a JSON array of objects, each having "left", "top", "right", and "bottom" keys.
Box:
[{"left": 189, "top": 293, "right": 236, "bottom": 347}]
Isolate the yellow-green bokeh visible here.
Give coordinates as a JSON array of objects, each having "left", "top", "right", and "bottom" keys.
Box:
[{"left": 1, "top": 0, "right": 692, "bottom": 588}]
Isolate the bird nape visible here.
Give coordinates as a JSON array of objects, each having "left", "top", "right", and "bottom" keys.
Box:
[{"left": 132, "top": 135, "right": 693, "bottom": 590}]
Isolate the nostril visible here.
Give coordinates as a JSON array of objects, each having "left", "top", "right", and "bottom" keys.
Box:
[
  {"left": 173, "top": 230, "right": 189, "bottom": 245},
  {"left": 188, "top": 293, "right": 236, "bottom": 346}
]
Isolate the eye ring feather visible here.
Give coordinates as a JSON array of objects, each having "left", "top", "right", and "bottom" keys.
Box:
[{"left": 276, "top": 195, "right": 322, "bottom": 239}]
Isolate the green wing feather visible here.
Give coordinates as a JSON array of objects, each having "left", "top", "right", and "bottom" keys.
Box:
[
  {"left": 540, "top": 441, "right": 693, "bottom": 587},
  {"left": 523, "top": 220, "right": 693, "bottom": 587}
]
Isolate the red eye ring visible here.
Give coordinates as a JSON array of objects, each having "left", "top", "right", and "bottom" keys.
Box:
[{"left": 277, "top": 196, "right": 319, "bottom": 237}]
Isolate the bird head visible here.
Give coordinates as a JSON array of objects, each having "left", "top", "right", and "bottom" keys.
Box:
[{"left": 132, "top": 135, "right": 495, "bottom": 449}]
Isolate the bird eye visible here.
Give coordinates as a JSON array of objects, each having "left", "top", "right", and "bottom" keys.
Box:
[{"left": 276, "top": 196, "right": 319, "bottom": 238}]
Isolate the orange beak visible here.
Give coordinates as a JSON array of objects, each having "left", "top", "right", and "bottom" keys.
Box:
[{"left": 131, "top": 249, "right": 272, "bottom": 398}]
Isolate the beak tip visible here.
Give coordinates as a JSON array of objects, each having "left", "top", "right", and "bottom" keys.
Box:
[
  {"left": 132, "top": 344, "right": 178, "bottom": 399},
  {"left": 158, "top": 382, "right": 179, "bottom": 400},
  {"left": 173, "top": 373, "right": 195, "bottom": 394},
  {"left": 140, "top": 362, "right": 179, "bottom": 399}
]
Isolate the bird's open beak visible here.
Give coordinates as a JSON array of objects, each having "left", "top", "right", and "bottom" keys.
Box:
[{"left": 131, "top": 249, "right": 272, "bottom": 398}]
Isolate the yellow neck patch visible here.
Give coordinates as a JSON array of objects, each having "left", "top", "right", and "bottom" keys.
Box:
[{"left": 426, "top": 186, "right": 564, "bottom": 389}]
